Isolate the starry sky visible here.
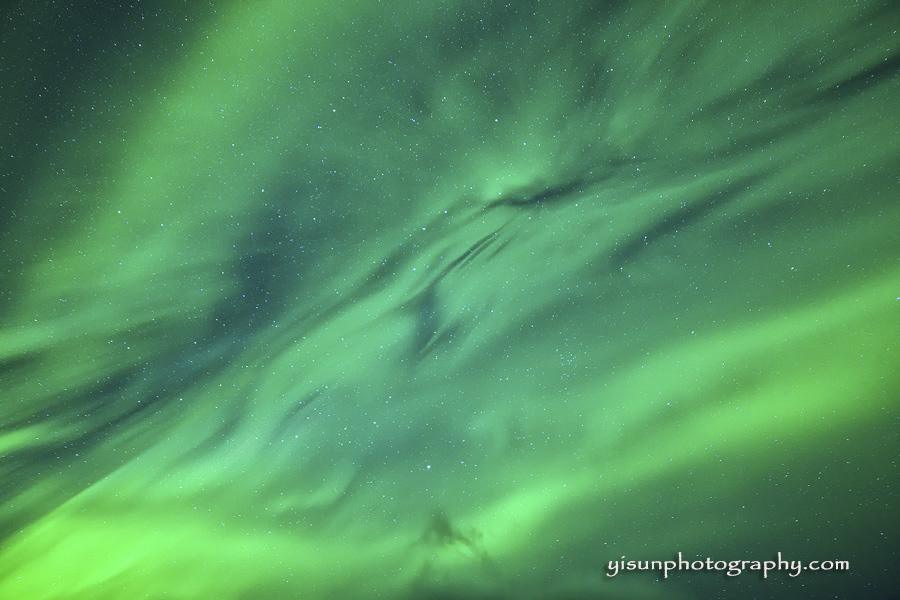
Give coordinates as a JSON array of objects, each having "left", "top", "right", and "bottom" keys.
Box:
[{"left": 1, "top": 1, "right": 898, "bottom": 599}]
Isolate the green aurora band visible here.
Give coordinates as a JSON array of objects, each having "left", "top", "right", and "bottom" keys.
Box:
[{"left": 1, "top": 1, "right": 898, "bottom": 599}]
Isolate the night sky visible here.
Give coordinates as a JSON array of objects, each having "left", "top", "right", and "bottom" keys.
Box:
[{"left": 1, "top": 1, "right": 898, "bottom": 599}]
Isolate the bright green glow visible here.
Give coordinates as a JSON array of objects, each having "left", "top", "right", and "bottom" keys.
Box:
[{"left": 1, "top": 1, "right": 897, "bottom": 599}]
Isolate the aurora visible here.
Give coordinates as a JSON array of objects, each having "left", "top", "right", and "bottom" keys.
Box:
[{"left": 1, "top": 1, "right": 897, "bottom": 599}]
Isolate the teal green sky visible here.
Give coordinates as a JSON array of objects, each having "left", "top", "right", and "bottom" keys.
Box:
[{"left": 1, "top": 1, "right": 898, "bottom": 599}]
